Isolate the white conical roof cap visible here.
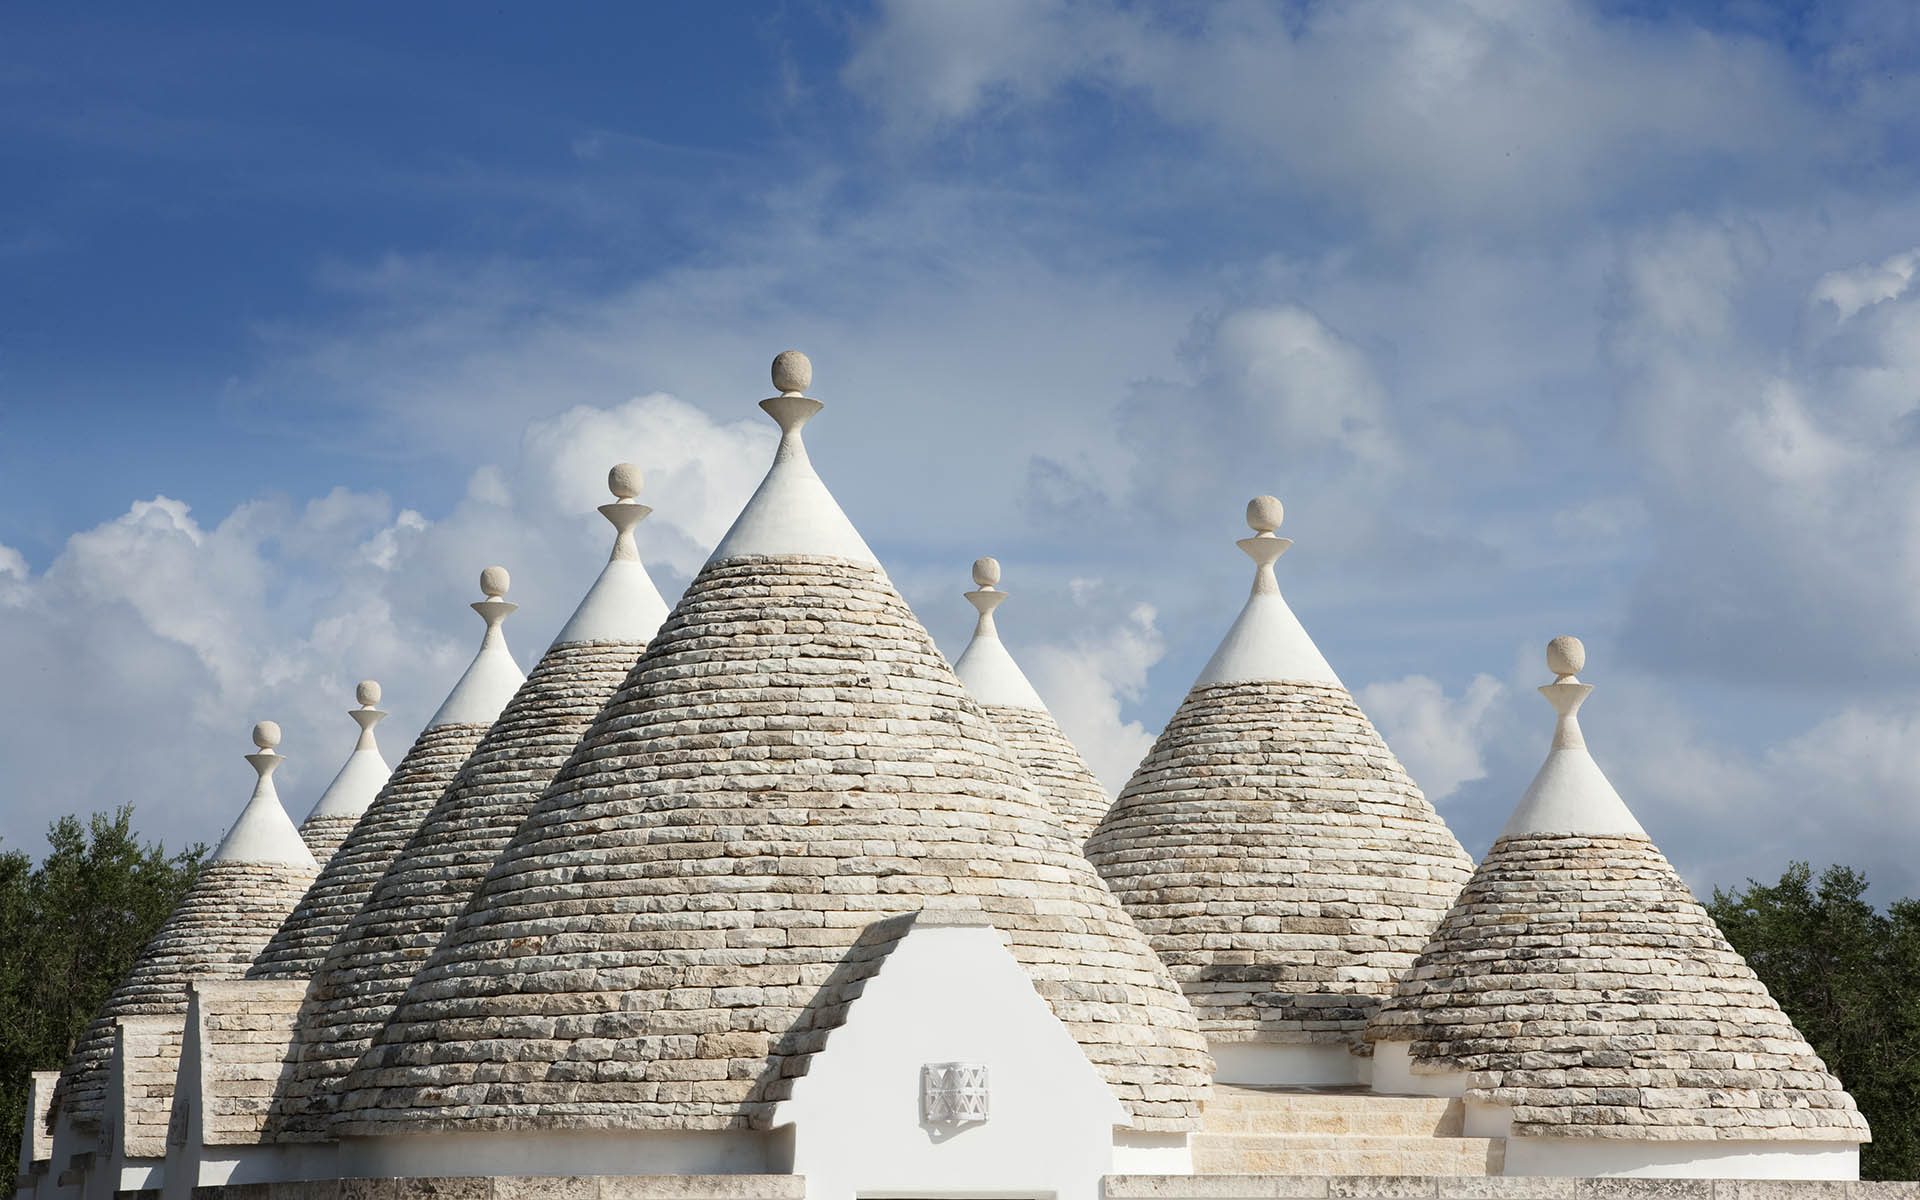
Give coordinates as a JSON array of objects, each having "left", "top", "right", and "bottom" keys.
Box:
[
  {"left": 952, "top": 556, "right": 1048, "bottom": 711},
  {"left": 305, "top": 683, "right": 392, "bottom": 821},
  {"left": 551, "top": 463, "right": 671, "bottom": 645},
  {"left": 1193, "top": 496, "right": 1339, "bottom": 687},
  {"left": 213, "top": 723, "right": 318, "bottom": 867},
  {"left": 707, "top": 352, "right": 878, "bottom": 566},
  {"left": 427, "top": 567, "right": 527, "bottom": 727},
  {"left": 1499, "top": 636, "right": 1647, "bottom": 839}
]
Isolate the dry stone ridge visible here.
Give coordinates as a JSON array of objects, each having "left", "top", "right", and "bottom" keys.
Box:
[
  {"left": 1087, "top": 497, "right": 1474, "bottom": 1058},
  {"left": 271, "top": 468, "right": 669, "bottom": 1136},
  {"left": 1368, "top": 640, "right": 1870, "bottom": 1144},
  {"left": 951, "top": 556, "right": 1114, "bottom": 842},
  {"left": 332, "top": 358, "right": 1212, "bottom": 1137},
  {"left": 297, "top": 680, "right": 393, "bottom": 863},
  {"left": 249, "top": 571, "right": 524, "bottom": 982},
  {"left": 50, "top": 724, "right": 318, "bottom": 1132}
]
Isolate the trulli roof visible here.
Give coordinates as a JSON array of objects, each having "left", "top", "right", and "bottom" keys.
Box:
[
  {"left": 951, "top": 560, "right": 1112, "bottom": 842},
  {"left": 53, "top": 734, "right": 318, "bottom": 1132},
  {"left": 247, "top": 579, "right": 524, "bottom": 981},
  {"left": 329, "top": 356, "right": 1211, "bottom": 1137},
  {"left": 270, "top": 477, "right": 668, "bottom": 1136},
  {"left": 1085, "top": 498, "right": 1473, "bottom": 1052},
  {"left": 298, "top": 686, "right": 392, "bottom": 863},
  {"left": 1368, "top": 640, "right": 1869, "bottom": 1143}
]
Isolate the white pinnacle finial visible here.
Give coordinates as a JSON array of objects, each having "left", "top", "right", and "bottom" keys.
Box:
[
  {"left": 480, "top": 565, "right": 511, "bottom": 601},
  {"left": 953, "top": 555, "right": 1045, "bottom": 710},
  {"left": 772, "top": 349, "right": 812, "bottom": 397},
  {"left": 215, "top": 718, "right": 314, "bottom": 866},
  {"left": 356, "top": 679, "right": 381, "bottom": 707},
  {"left": 1246, "top": 495, "right": 1285, "bottom": 535},
  {"left": 1500, "top": 633, "right": 1644, "bottom": 838},
  {"left": 252, "top": 721, "right": 282, "bottom": 752},
  {"left": 350, "top": 680, "right": 388, "bottom": 749},
  {"left": 1547, "top": 635, "right": 1585, "bottom": 682},
  {"left": 608, "top": 462, "right": 644, "bottom": 501},
  {"left": 246, "top": 719, "right": 284, "bottom": 783}
]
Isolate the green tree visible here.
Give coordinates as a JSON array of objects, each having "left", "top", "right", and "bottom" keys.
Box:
[
  {"left": 1710, "top": 862, "right": 1920, "bottom": 1181},
  {"left": 0, "top": 808, "right": 203, "bottom": 1185}
]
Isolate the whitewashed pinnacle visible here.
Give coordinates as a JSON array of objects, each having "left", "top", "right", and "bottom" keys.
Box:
[
  {"left": 426, "top": 566, "right": 527, "bottom": 728},
  {"left": 304, "top": 680, "right": 393, "bottom": 823},
  {"left": 551, "top": 461, "right": 671, "bottom": 645},
  {"left": 952, "top": 557, "right": 1047, "bottom": 711},
  {"left": 1499, "top": 636, "right": 1647, "bottom": 839},
  {"left": 212, "top": 722, "right": 317, "bottom": 867},
  {"left": 1192, "top": 495, "right": 1340, "bottom": 687}
]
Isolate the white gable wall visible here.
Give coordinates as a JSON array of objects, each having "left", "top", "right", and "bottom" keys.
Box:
[{"left": 774, "top": 915, "right": 1154, "bottom": 1200}]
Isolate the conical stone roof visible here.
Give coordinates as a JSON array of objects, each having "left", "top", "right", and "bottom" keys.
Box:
[
  {"left": 53, "top": 724, "right": 318, "bottom": 1132},
  {"left": 1085, "top": 496, "right": 1473, "bottom": 1053},
  {"left": 247, "top": 570, "right": 525, "bottom": 981},
  {"left": 332, "top": 353, "right": 1211, "bottom": 1137},
  {"left": 952, "top": 556, "right": 1112, "bottom": 842},
  {"left": 298, "top": 681, "right": 392, "bottom": 863},
  {"left": 1369, "top": 639, "right": 1870, "bottom": 1143},
  {"left": 271, "top": 468, "right": 669, "bottom": 1136}
]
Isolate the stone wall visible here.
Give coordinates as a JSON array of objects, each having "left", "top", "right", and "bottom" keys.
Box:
[
  {"left": 190, "top": 1179, "right": 804, "bottom": 1200},
  {"left": 1103, "top": 1177, "right": 1920, "bottom": 1198}
]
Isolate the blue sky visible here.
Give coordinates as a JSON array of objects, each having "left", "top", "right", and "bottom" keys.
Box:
[{"left": 5, "top": 1, "right": 1920, "bottom": 897}]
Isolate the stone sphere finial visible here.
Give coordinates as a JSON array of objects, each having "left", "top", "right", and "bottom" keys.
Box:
[
  {"left": 972, "top": 556, "right": 1001, "bottom": 589},
  {"left": 356, "top": 680, "right": 381, "bottom": 707},
  {"left": 1547, "top": 635, "right": 1586, "bottom": 679},
  {"left": 608, "top": 462, "right": 644, "bottom": 500},
  {"left": 1246, "top": 495, "right": 1285, "bottom": 534},
  {"left": 252, "top": 721, "right": 282, "bottom": 751},
  {"left": 771, "top": 349, "right": 812, "bottom": 396},
  {"left": 480, "top": 565, "right": 511, "bottom": 600}
]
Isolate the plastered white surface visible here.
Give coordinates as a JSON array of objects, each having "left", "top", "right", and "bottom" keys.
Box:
[
  {"left": 211, "top": 753, "right": 315, "bottom": 868},
  {"left": 708, "top": 395, "right": 878, "bottom": 567},
  {"left": 551, "top": 558, "right": 668, "bottom": 647},
  {"left": 775, "top": 915, "right": 1135, "bottom": 1200},
  {"left": 1500, "top": 665, "right": 1646, "bottom": 839},
  {"left": 952, "top": 587, "right": 1047, "bottom": 711},
  {"left": 426, "top": 596, "right": 525, "bottom": 729},
  {"left": 1209, "top": 1040, "right": 1365, "bottom": 1087}
]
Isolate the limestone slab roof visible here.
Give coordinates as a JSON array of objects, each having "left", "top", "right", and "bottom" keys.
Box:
[
  {"left": 950, "top": 560, "right": 1113, "bottom": 842},
  {"left": 246, "top": 720, "right": 490, "bottom": 981},
  {"left": 285, "top": 640, "right": 654, "bottom": 1134},
  {"left": 329, "top": 359, "right": 1211, "bottom": 1136},
  {"left": 1086, "top": 500, "right": 1473, "bottom": 1049},
  {"left": 1368, "top": 639, "right": 1869, "bottom": 1143},
  {"left": 53, "top": 858, "right": 317, "bottom": 1132}
]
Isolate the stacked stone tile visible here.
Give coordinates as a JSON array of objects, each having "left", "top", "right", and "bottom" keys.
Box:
[
  {"left": 296, "top": 682, "right": 392, "bottom": 863},
  {"left": 53, "top": 725, "right": 318, "bottom": 1133},
  {"left": 1369, "top": 639, "right": 1870, "bottom": 1144},
  {"left": 952, "top": 557, "right": 1112, "bottom": 842},
  {"left": 248, "top": 571, "right": 525, "bottom": 982},
  {"left": 193, "top": 980, "right": 310, "bottom": 1147},
  {"left": 1087, "top": 497, "right": 1473, "bottom": 1053},
  {"left": 114, "top": 1016, "right": 183, "bottom": 1160},
  {"left": 332, "top": 357, "right": 1211, "bottom": 1137},
  {"left": 271, "top": 469, "right": 667, "bottom": 1136}
]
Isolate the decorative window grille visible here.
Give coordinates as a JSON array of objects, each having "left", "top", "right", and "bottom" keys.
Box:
[{"left": 921, "top": 1061, "right": 989, "bottom": 1124}]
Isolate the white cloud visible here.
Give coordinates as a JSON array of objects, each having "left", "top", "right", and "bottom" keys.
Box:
[
  {"left": 1025, "top": 599, "right": 1166, "bottom": 794},
  {"left": 0, "top": 391, "right": 767, "bottom": 857},
  {"left": 1359, "top": 672, "right": 1505, "bottom": 801},
  {"left": 845, "top": 0, "right": 1833, "bottom": 230}
]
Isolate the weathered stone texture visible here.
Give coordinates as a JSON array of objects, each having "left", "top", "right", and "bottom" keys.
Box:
[
  {"left": 298, "top": 815, "right": 362, "bottom": 866},
  {"left": 334, "top": 555, "right": 1210, "bottom": 1135},
  {"left": 982, "top": 702, "right": 1112, "bottom": 843},
  {"left": 116, "top": 1017, "right": 184, "bottom": 1159},
  {"left": 1369, "top": 832, "right": 1869, "bottom": 1142},
  {"left": 196, "top": 979, "right": 308, "bottom": 1146},
  {"left": 248, "top": 721, "right": 489, "bottom": 981},
  {"left": 55, "top": 860, "right": 317, "bottom": 1131},
  {"left": 274, "top": 641, "right": 644, "bottom": 1136},
  {"left": 1087, "top": 680, "right": 1473, "bottom": 1046}
]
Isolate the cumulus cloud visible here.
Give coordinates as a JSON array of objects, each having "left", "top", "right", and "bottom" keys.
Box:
[
  {"left": 1025, "top": 596, "right": 1167, "bottom": 794},
  {"left": 1610, "top": 226, "right": 1920, "bottom": 688},
  {"left": 845, "top": 0, "right": 1835, "bottom": 230},
  {"left": 1359, "top": 672, "right": 1505, "bottom": 802},
  {"left": 0, "top": 392, "right": 768, "bottom": 857}
]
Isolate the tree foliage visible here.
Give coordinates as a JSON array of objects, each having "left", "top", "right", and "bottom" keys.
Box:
[
  {"left": 1710, "top": 862, "right": 1920, "bottom": 1181},
  {"left": 0, "top": 808, "right": 203, "bottom": 1184}
]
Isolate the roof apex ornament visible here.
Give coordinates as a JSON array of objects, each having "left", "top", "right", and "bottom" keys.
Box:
[
  {"left": 350, "top": 680, "right": 388, "bottom": 749},
  {"left": 1499, "top": 635, "right": 1646, "bottom": 839},
  {"left": 247, "top": 721, "right": 284, "bottom": 780},
  {"left": 599, "top": 462, "right": 653, "bottom": 563},
  {"left": 953, "top": 555, "right": 1046, "bottom": 711},
  {"left": 1237, "top": 494, "right": 1293, "bottom": 586}
]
